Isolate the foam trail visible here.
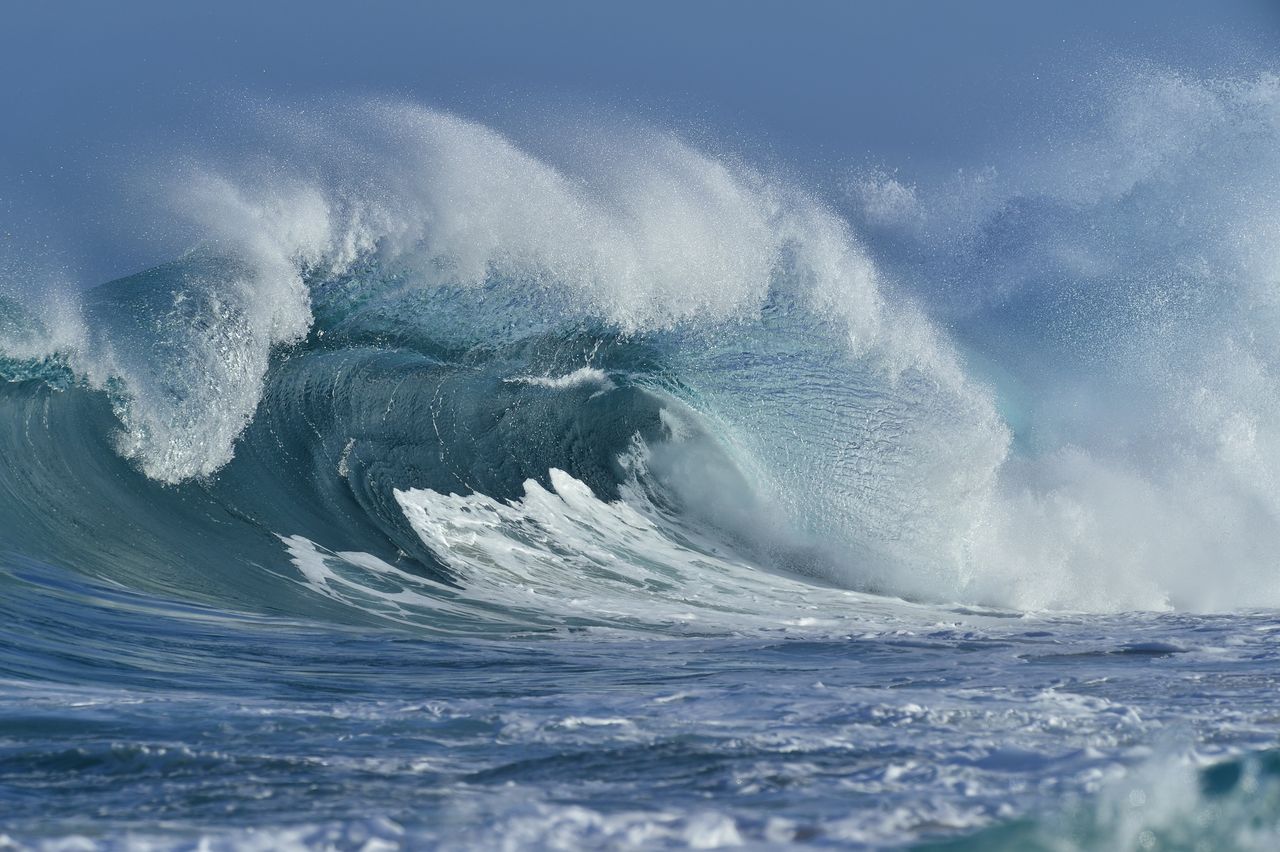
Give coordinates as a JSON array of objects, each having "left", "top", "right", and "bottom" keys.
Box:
[{"left": 507, "top": 367, "right": 616, "bottom": 392}]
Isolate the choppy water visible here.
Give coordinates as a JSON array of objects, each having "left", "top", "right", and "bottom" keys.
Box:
[
  {"left": 2, "top": 553, "right": 1278, "bottom": 850},
  {"left": 2, "top": 67, "right": 1280, "bottom": 849}
]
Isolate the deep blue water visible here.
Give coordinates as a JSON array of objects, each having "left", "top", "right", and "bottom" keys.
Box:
[{"left": 3, "top": 553, "right": 1279, "bottom": 850}]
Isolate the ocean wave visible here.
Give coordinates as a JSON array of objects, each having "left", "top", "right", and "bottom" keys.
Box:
[{"left": 3, "top": 68, "right": 1280, "bottom": 616}]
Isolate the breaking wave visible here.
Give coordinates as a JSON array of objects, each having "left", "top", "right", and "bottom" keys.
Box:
[{"left": 4, "top": 67, "right": 1280, "bottom": 622}]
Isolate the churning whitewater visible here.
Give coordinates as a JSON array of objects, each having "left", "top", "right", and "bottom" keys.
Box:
[{"left": 3, "top": 66, "right": 1280, "bottom": 850}]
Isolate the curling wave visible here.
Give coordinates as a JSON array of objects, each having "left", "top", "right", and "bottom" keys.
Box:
[{"left": 3, "top": 69, "right": 1280, "bottom": 619}]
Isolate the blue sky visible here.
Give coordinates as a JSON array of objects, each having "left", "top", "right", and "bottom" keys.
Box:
[{"left": 2, "top": 0, "right": 1277, "bottom": 283}]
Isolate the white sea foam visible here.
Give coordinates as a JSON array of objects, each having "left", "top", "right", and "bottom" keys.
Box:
[
  {"left": 841, "top": 69, "right": 1280, "bottom": 610},
  {"left": 281, "top": 466, "right": 926, "bottom": 636},
  {"left": 506, "top": 367, "right": 616, "bottom": 391}
]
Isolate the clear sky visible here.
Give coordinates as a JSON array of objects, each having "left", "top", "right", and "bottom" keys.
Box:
[{"left": 2, "top": 0, "right": 1278, "bottom": 283}]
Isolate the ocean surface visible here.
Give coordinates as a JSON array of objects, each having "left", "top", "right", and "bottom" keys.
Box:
[{"left": 3, "top": 69, "right": 1280, "bottom": 849}]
